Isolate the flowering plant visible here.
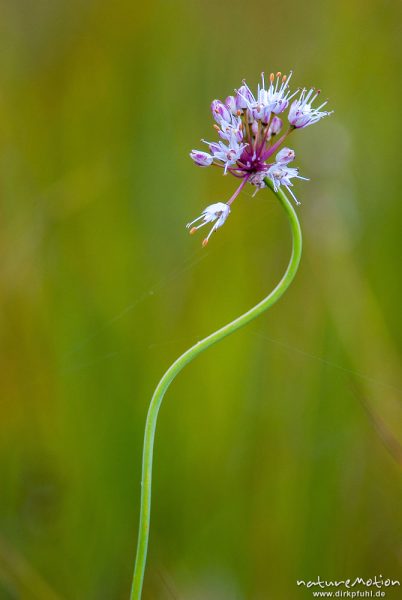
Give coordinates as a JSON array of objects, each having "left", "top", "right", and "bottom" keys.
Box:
[
  {"left": 188, "top": 72, "right": 332, "bottom": 245},
  {"left": 130, "top": 71, "right": 331, "bottom": 600}
]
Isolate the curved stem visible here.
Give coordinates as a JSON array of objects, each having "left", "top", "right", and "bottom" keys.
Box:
[{"left": 130, "top": 180, "right": 302, "bottom": 599}]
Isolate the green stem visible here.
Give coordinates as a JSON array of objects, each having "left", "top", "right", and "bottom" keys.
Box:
[{"left": 130, "top": 180, "right": 302, "bottom": 599}]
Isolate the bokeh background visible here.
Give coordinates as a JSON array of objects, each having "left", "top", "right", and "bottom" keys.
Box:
[{"left": 1, "top": 1, "right": 401, "bottom": 598}]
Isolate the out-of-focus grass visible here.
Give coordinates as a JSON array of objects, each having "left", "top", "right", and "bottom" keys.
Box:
[{"left": 0, "top": 0, "right": 401, "bottom": 598}]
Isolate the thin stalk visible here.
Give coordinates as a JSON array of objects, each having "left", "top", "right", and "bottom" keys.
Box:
[{"left": 130, "top": 179, "right": 302, "bottom": 599}]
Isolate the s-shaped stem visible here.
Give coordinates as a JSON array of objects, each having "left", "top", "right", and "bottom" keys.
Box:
[{"left": 130, "top": 178, "right": 302, "bottom": 599}]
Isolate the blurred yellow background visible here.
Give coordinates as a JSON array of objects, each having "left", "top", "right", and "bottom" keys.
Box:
[{"left": 0, "top": 0, "right": 401, "bottom": 598}]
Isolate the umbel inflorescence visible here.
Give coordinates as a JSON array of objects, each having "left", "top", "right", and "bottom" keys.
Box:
[{"left": 187, "top": 71, "right": 332, "bottom": 246}]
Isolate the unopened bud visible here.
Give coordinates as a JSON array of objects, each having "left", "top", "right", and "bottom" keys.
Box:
[
  {"left": 268, "top": 116, "right": 283, "bottom": 136},
  {"left": 276, "top": 147, "right": 295, "bottom": 165},
  {"left": 211, "top": 99, "right": 232, "bottom": 124},
  {"left": 225, "top": 95, "right": 237, "bottom": 115},
  {"left": 190, "top": 150, "right": 213, "bottom": 167}
]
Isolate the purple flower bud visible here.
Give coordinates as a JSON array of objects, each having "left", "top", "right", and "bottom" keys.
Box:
[
  {"left": 251, "top": 121, "right": 259, "bottom": 136},
  {"left": 235, "top": 85, "right": 254, "bottom": 110},
  {"left": 225, "top": 95, "right": 237, "bottom": 115},
  {"left": 253, "top": 104, "right": 264, "bottom": 121},
  {"left": 211, "top": 99, "right": 231, "bottom": 124},
  {"left": 190, "top": 150, "right": 213, "bottom": 167},
  {"left": 268, "top": 116, "right": 282, "bottom": 136},
  {"left": 276, "top": 147, "right": 295, "bottom": 165},
  {"left": 261, "top": 106, "right": 272, "bottom": 124}
]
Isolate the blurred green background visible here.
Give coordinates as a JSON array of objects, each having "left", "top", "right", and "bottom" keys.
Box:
[{"left": 0, "top": 0, "right": 401, "bottom": 598}]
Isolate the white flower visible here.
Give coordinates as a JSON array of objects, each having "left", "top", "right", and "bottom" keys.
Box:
[
  {"left": 206, "top": 136, "right": 246, "bottom": 173},
  {"left": 186, "top": 202, "right": 230, "bottom": 246},
  {"left": 275, "top": 147, "right": 295, "bottom": 165},
  {"left": 267, "top": 163, "right": 309, "bottom": 205},
  {"left": 288, "top": 88, "right": 333, "bottom": 128},
  {"left": 264, "top": 71, "right": 298, "bottom": 115},
  {"left": 216, "top": 116, "right": 243, "bottom": 143}
]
